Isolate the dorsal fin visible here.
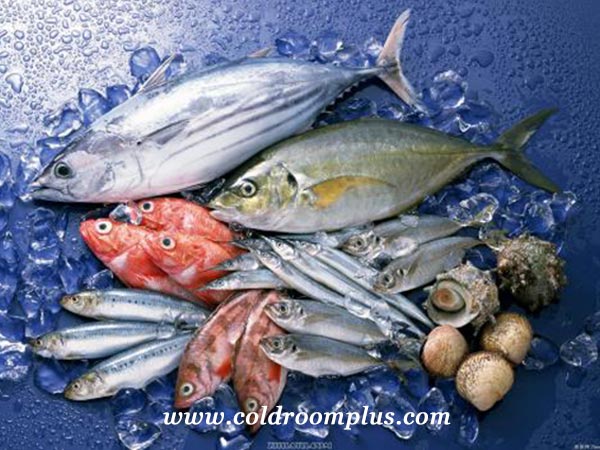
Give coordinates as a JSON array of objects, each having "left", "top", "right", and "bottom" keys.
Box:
[{"left": 139, "top": 54, "right": 179, "bottom": 93}]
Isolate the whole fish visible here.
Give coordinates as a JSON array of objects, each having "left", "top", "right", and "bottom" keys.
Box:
[
  {"left": 201, "top": 269, "right": 287, "bottom": 291},
  {"left": 212, "top": 253, "right": 262, "bottom": 272},
  {"left": 80, "top": 219, "right": 198, "bottom": 302},
  {"left": 260, "top": 334, "right": 410, "bottom": 377},
  {"left": 30, "top": 321, "right": 177, "bottom": 360},
  {"left": 233, "top": 291, "right": 287, "bottom": 432},
  {"left": 294, "top": 240, "right": 433, "bottom": 327},
  {"left": 142, "top": 230, "right": 242, "bottom": 305},
  {"left": 60, "top": 289, "right": 209, "bottom": 325},
  {"left": 64, "top": 333, "right": 191, "bottom": 401},
  {"left": 30, "top": 11, "right": 417, "bottom": 203},
  {"left": 373, "top": 236, "right": 482, "bottom": 293},
  {"left": 210, "top": 110, "right": 559, "bottom": 232},
  {"left": 265, "top": 298, "right": 387, "bottom": 346},
  {"left": 174, "top": 290, "right": 264, "bottom": 409}
]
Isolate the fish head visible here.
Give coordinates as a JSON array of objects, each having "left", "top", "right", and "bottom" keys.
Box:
[
  {"left": 79, "top": 218, "right": 146, "bottom": 262},
  {"left": 142, "top": 231, "right": 195, "bottom": 272},
  {"left": 28, "top": 129, "right": 135, "bottom": 203},
  {"left": 136, "top": 197, "right": 180, "bottom": 230},
  {"left": 259, "top": 335, "right": 297, "bottom": 363},
  {"left": 64, "top": 372, "right": 104, "bottom": 401},
  {"left": 265, "top": 298, "right": 303, "bottom": 325},
  {"left": 253, "top": 250, "right": 282, "bottom": 270},
  {"left": 262, "top": 237, "right": 296, "bottom": 261},
  {"left": 209, "top": 163, "right": 298, "bottom": 227},
  {"left": 373, "top": 266, "right": 406, "bottom": 293},
  {"left": 60, "top": 291, "right": 99, "bottom": 314},
  {"left": 293, "top": 240, "right": 321, "bottom": 256},
  {"left": 342, "top": 232, "right": 377, "bottom": 256},
  {"left": 28, "top": 333, "right": 63, "bottom": 357},
  {"left": 174, "top": 361, "right": 209, "bottom": 409}
]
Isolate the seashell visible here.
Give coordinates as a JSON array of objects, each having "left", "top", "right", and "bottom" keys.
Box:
[
  {"left": 421, "top": 325, "right": 469, "bottom": 378},
  {"left": 495, "top": 235, "right": 566, "bottom": 312},
  {"left": 424, "top": 262, "right": 499, "bottom": 331},
  {"left": 456, "top": 351, "right": 514, "bottom": 411},
  {"left": 480, "top": 312, "right": 533, "bottom": 365}
]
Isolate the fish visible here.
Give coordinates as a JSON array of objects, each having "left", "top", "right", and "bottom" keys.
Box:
[
  {"left": 60, "top": 289, "right": 209, "bottom": 325},
  {"left": 209, "top": 109, "right": 559, "bottom": 232},
  {"left": 64, "top": 333, "right": 191, "bottom": 401},
  {"left": 29, "top": 11, "right": 417, "bottom": 203},
  {"left": 265, "top": 298, "right": 387, "bottom": 346},
  {"left": 211, "top": 253, "right": 262, "bottom": 272},
  {"left": 262, "top": 236, "right": 420, "bottom": 336},
  {"left": 174, "top": 290, "right": 264, "bottom": 409},
  {"left": 201, "top": 269, "right": 288, "bottom": 291},
  {"left": 260, "top": 334, "right": 413, "bottom": 377},
  {"left": 79, "top": 218, "right": 198, "bottom": 302},
  {"left": 293, "top": 240, "right": 433, "bottom": 327},
  {"left": 142, "top": 230, "right": 243, "bottom": 305},
  {"left": 373, "top": 236, "right": 482, "bottom": 293},
  {"left": 233, "top": 291, "right": 287, "bottom": 432},
  {"left": 274, "top": 224, "right": 373, "bottom": 249},
  {"left": 29, "top": 321, "right": 178, "bottom": 360}
]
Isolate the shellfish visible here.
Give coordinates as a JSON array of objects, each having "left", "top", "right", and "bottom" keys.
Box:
[
  {"left": 421, "top": 325, "right": 469, "bottom": 378},
  {"left": 480, "top": 312, "right": 533, "bottom": 365}
]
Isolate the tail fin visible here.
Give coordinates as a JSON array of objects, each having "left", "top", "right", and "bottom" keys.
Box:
[
  {"left": 376, "top": 10, "right": 419, "bottom": 107},
  {"left": 492, "top": 108, "right": 560, "bottom": 192}
]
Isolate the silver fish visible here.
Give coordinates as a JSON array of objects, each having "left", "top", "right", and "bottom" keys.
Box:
[
  {"left": 293, "top": 240, "right": 433, "bottom": 327},
  {"left": 260, "top": 334, "right": 386, "bottom": 377},
  {"left": 60, "top": 289, "right": 209, "bottom": 325},
  {"left": 212, "top": 253, "right": 262, "bottom": 271},
  {"left": 374, "top": 236, "right": 482, "bottom": 293},
  {"left": 265, "top": 298, "right": 387, "bottom": 346},
  {"left": 29, "top": 11, "right": 417, "bottom": 203},
  {"left": 29, "top": 321, "right": 178, "bottom": 360},
  {"left": 275, "top": 224, "right": 373, "bottom": 248},
  {"left": 201, "top": 269, "right": 287, "bottom": 290},
  {"left": 64, "top": 333, "right": 191, "bottom": 401}
]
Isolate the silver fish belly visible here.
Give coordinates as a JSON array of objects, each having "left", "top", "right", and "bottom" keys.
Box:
[{"left": 202, "top": 269, "right": 287, "bottom": 290}]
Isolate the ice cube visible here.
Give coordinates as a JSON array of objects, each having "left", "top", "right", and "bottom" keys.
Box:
[
  {"left": 418, "top": 387, "right": 449, "bottom": 432},
  {"left": 559, "top": 333, "right": 598, "bottom": 368},
  {"left": 33, "top": 359, "right": 70, "bottom": 394},
  {"left": 129, "top": 47, "right": 161, "bottom": 81},
  {"left": 275, "top": 32, "right": 310, "bottom": 57},
  {"left": 218, "top": 434, "right": 251, "bottom": 450},
  {"left": 0, "top": 339, "right": 31, "bottom": 381},
  {"left": 314, "top": 32, "right": 343, "bottom": 61},
  {"left": 375, "top": 392, "right": 417, "bottom": 440},
  {"left": 106, "top": 84, "right": 131, "bottom": 108},
  {"left": 111, "top": 389, "right": 148, "bottom": 418},
  {"left": 116, "top": 417, "right": 161, "bottom": 450},
  {"left": 83, "top": 269, "right": 114, "bottom": 290},
  {"left": 523, "top": 336, "right": 560, "bottom": 371},
  {"left": 78, "top": 88, "right": 110, "bottom": 126},
  {"left": 57, "top": 256, "right": 86, "bottom": 294},
  {"left": 565, "top": 366, "right": 586, "bottom": 389},
  {"left": 458, "top": 407, "right": 479, "bottom": 446},
  {"left": 404, "top": 367, "right": 430, "bottom": 399},
  {"left": 145, "top": 377, "right": 175, "bottom": 405}
]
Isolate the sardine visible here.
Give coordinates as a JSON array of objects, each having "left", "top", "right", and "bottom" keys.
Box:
[
  {"left": 64, "top": 333, "right": 191, "bottom": 401},
  {"left": 30, "top": 321, "right": 178, "bottom": 360},
  {"left": 265, "top": 298, "right": 387, "bottom": 346},
  {"left": 60, "top": 289, "right": 209, "bottom": 325},
  {"left": 212, "top": 253, "right": 262, "bottom": 272},
  {"left": 374, "top": 236, "right": 482, "bottom": 293},
  {"left": 201, "top": 269, "right": 287, "bottom": 290},
  {"left": 30, "top": 11, "right": 417, "bottom": 203},
  {"left": 210, "top": 110, "right": 559, "bottom": 232},
  {"left": 274, "top": 224, "right": 373, "bottom": 248}
]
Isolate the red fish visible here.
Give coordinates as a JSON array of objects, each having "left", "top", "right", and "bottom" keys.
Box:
[
  {"left": 142, "top": 230, "right": 243, "bottom": 305},
  {"left": 136, "top": 197, "right": 236, "bottom": 244},
  {"left": 233, "top": 290, "right": 287, "bottom": 433},
  {"left": 174, "top": 290, "right": 264, "bottom": 409},
  {"left": 80, "top": 219, "right": 198, "bottom": 303}
]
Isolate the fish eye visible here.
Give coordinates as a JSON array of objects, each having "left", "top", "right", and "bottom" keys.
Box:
[
  {"left": 95, "top": 220, "right": 113, "bottom": 235},
  {"left": 179, "top": 382, "right": 195, "bottom": 397},
  {"left": 271, "top": 338, "right": 283, "bottom": 350},
  {"left": 238, "top": 180, "right": 257, "bottom": 198},
  {"left": 33, "top": 338, "right": 43, "bottom": 347},
  {"left": 277, "top": 303, "right": 290, "bottom": 315},
  {"left": 72, "top": 381, "right": 81, "bottom": 390},
  {"left": 140, "top": 201, "right": 154, "bottom": 212},
  {"left": 245, "top": 397, "right": 259, "bottom": 412},
  {"left": 382, "top": 273, "right": 395, "bottom": 288},
  {"left": 160, "top": 236, "right": 176, "bottom": 250},
  {"left": 53, "top": 161, "right": 73, "bottom": 179}
]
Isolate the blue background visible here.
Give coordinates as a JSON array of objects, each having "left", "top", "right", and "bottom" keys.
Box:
[{"left": 0, "top": 0, "right": 599, "bottom": 449}]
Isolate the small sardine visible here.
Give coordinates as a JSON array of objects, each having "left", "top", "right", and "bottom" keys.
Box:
[
  {"left": 60, "top": 289, "right": 209, "bottom": 325},
  {"left": 212, "top": 253, "right": 262, "bottom": 272},
  {"left": 374, "top": 236, "right": 482, "bottom": 293},
  {"left": 64, "top": 333, "right": 191, "bottom": 400},
  {"left": 275, "top": 224, "right": 373, "bottom": 249},
  {"left": 30, "top": 321, "right": 178, "bottom": 360},
  {"left": 265, "top": 298, "right": 387, "bottom": 346},
  {"left": 201, "top": 269, "right": 287, "bottom": 291}
]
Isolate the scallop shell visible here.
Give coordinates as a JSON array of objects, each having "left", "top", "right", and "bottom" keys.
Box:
[
  {"left": 424, "top": 262, "right": 499, "bottom": 331},
  {"left": 495, "top": 235, "right": 566, "bottom": 312},
  {"left": 480, "top": 312, "right": 533, "bottom": 365},
  {"left": 456, "top": 351, "right": 514, "bottom": 411},
  {"left": 421, "top": 325, "right": 469, "bottom": 378}
]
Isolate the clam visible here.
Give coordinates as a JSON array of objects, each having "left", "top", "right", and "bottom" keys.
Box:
[
  {"left": 480, "top": 312, "right": 533, "bottom": 365},
  {"left": 421, "top": 325, "right": 469, "bottom": 378},
  {"left": 495, "top": 235, "right": 566, "bottom": 312},
  {"left": 424, "top": 262, "right": 499, "bottom": 331},
  {"left": 456, "top": 351, "right": 514, "bottom": 411}
]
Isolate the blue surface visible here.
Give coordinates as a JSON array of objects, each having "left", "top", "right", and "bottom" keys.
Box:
[{"left": 0, "top": 1, "right": 599, "bottom": 449}]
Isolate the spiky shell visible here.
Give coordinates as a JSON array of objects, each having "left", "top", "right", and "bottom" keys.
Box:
[
  {"left": 496, "top": 235, "right": 566, "bottom": 312},
  {"left": 421, "top": 325, "right": 469, "bottom": 378},
  {"left": 480, "top": 312, "right": 533, "bottom": 365},
  {"left": 424, "top": 262, "right": 499, "bottom": 331},
  {"left": 456, "top": 351, "right": 514, "bottom": 411}
]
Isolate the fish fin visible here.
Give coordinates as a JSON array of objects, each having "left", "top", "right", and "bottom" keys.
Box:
[
  {"left": 139, "top": 54, "right": 179, "bottom": 93},
  {"left": 144, "top": 120, "right": 190, "bottom": 146},
  {"left": 309, "top": 176, "right": 394, "bottom": 209},
  {"left": 376, "top": 10, "right": 419, "bottom": 108},
  {"left": 491, "top": 108, "right": 560, "bottom": 192},
  {"left": 248, "top": 47, "right": 273, "bottom": 58}
]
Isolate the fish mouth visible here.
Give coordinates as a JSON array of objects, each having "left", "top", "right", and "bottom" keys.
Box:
[{"left": 26, "top": 181, "right": 75, "bottom": 202}]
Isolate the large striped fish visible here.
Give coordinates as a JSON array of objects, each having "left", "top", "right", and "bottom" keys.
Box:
[{"left": 29, "top": 11, "right": 417, "bottom": 203}]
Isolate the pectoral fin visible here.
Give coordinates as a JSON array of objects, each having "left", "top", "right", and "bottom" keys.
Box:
[{"left": 309, "top": 176, "right": 394, "bottom": 209}]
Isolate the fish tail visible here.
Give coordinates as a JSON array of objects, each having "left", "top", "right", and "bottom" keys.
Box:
[
  {"left": 490, "top": 108, "right": 560, "bottom": 192},
  {"left": 376, "top": 10, "right": 419, "bottom": 108}
]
